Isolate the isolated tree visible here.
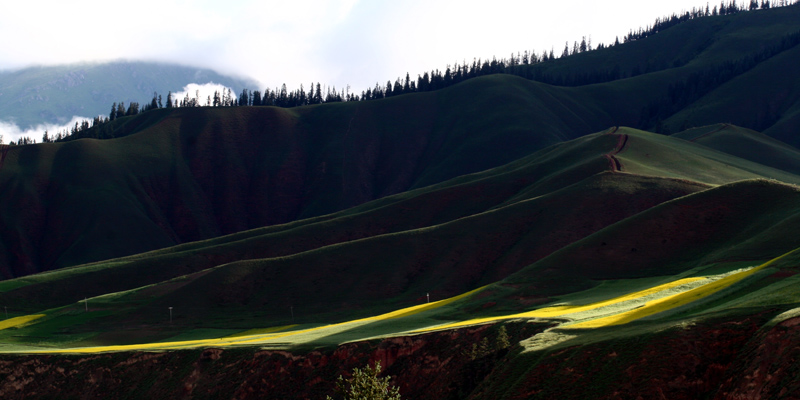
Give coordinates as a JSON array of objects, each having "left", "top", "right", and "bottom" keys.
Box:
[
  {"left": 496, "top": 325, "right": 510, "bottom": 350},
  {"left": 327, "top": 361, "right": 401, "bottom": 400},
  {"left": 166, "top": 92, "right": 173, "bottom": 108},
  {"left": 109, "top": 102, "right": 117, "bottom": 121}
]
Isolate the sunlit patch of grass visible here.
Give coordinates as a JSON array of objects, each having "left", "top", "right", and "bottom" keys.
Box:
[
  {"left": 413, "top": 248, "right": 799, "bottom": 333},
  {"left": 224, "top": 325, "right": 299, "bottom": 338},
  {"left": 17, "top": 287, "right": 489, "bottom": 353},
  {"left": 411, "top": 277, "right": 709, "bottom": 332},
  {"left": 0, "top": 314, "right": 45, "bottom": 331},
  {"left": 9, "top": 248, "right": 798, "bottom": 354},
  {"left": 568, "top": 248, "right": 797, "bottom": 328}
]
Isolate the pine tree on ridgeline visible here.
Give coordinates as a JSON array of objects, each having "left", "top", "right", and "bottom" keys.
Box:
[{"left": 116, "top": 102, "right": 125, "bottom": 119}]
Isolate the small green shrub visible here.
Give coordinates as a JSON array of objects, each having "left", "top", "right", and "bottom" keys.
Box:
[{"left": 327, "top": 361, "right": 401, "bottom": 400}]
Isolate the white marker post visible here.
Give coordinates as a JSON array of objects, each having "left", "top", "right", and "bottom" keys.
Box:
[
  {"left": 84, "top": 297, "right": 88, "bottom": 312},
  {"left": 169, "top": 307, "right": 173, "bottom": 323},
  {"left": 427, "top": 293, "right": 430, "bottom": 303}
]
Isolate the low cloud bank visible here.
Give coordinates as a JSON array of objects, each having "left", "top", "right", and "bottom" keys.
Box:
[
  {"left": 0, "top": 116, "right": 96, "bottom": 144},
  {"left": 0, "top": 83, "right": 237, "bottom": 144}
]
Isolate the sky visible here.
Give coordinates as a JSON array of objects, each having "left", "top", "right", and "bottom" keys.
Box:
[
  {"left": 1, "top": 0, "right": 712, "bottom": 92},
  {"left": 0, "top": 0, "right": 716, "bottom": 143}
]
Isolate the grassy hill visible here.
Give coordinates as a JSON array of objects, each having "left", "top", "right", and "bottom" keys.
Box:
[
  {"left": 672, "top": 123, "right": 800, "bottom": 175},
  {"left": 1, "top": 6, "right": 800, "bottom": 399},
  {"left": 0, "top": 4, "right": 797, "bottom": 280},
  {"left": 2, "top": 126, "right": 800, "bottom": 350},
  {"left": 0, "top": 75, "right": 622, "bottom": 279},
  {"left": 544, "top": 4, "right": 800, "bottom": 141}
]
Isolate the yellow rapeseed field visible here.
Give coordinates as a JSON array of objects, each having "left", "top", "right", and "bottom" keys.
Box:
[
  {"left": 0, "top": 314, "right": 45, "bottom": 331},
  {"left": 14, "top": 248, "right": 797, "bottom": 354}
]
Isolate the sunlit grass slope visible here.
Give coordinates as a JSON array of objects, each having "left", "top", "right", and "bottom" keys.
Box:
[
  {"left": 615, "top": 127, "right": 800, "bottom": 185},
  {"left": 0, "top": 130, "right": 717, "bottom": 345},
  {"left": 672, "top": 123, "right": 800, "bottom": 176},
  {"left": 7, "top": 243, "right": 799, "bottom": 354},
  {"left": 3, "top": 126, "right": 800, "bottom": 350}
]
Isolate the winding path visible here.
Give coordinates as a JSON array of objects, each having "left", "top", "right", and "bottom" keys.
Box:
[{"left": 603, "top": 126, "right": 628, "bottom": 172}]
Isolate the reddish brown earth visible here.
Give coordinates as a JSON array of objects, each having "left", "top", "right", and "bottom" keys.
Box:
[
  {"left": 471, "top": 311, "right": 800, "bottom": 399},
  {"left": 0, "top": 322, "right": 545, "bottom": 400},
  {"left": 1, "top": 313, "right": 799, "bottom": 399}
]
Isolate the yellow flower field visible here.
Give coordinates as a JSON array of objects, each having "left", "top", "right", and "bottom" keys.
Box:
[
  {"left": 0, "top": 314, "right": 45, "bottom": 331},
  {"left": 9, "top": 248, "right": 796, "bottom": 354}
]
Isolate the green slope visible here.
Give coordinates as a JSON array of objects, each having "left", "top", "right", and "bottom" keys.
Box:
[
  {"left": 0, "top": 75, "right": 618, "bottom": 279},
  {"left": 615, "top": 127, "right": 800, "bottom": 184},
  {"left": 672, "top": 123, "right": 800, "bottom": 175},
  {"left": 2, "top": 5, "right": 800, "bottom": 279},
  {"left": 3, "top": 127, "right": 800, "bottom": 349},
  {"left": 568, "top": 5, "right": 800, "bottom": 137}
]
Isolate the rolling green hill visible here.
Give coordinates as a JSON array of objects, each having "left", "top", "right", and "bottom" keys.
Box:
[
  {"left": 1, "top": 5, "right": 800, "bottom": 399},
  {"left": 672, "top": 123, "right": 800, "bottom": 175},
  {"left": 0, "top": 5, "right": 796, "bottom": 280},
  {"left": 2, "top": 126, "right": 800, "bottom": 350},
  {"left": 0, "top": 76, "right": 621, "bottom": 279}
]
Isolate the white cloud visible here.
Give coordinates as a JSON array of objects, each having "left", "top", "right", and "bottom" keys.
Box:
[
  {"left": 0, "top": 0, "right": 740, "bottom": 94},
  {"left": 0, "top": 116, "right": 96, "bottom": 144},
  {"left": 168, "top": 82, "right": 236, "bottom": 107}
]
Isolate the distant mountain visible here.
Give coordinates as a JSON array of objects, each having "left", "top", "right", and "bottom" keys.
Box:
[{"left": 0, "top": 61, "right": 257, "bottom": 128}]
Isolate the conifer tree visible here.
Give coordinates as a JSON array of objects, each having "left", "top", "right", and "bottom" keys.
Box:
[{"left": 116, "top": 102, "right": 125, "bottom": 119}]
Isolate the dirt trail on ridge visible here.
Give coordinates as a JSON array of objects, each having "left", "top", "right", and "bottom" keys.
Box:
[{"left": 603, "top": 127, "right": 628, "bottom": 172}]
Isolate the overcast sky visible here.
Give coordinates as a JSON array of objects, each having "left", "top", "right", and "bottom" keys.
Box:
[{"left": 1, "top": 0, "right": 710, "bottom": 92}]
